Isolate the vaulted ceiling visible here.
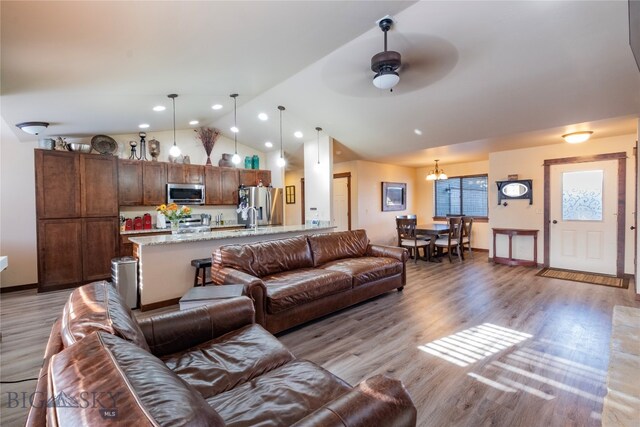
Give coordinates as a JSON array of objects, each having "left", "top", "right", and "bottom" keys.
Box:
[{"left": 2, "top": 1, "right": 638, "bottom": 167}]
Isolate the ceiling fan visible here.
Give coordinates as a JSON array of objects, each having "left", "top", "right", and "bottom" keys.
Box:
[{"left": 371, "top": 16, "right": 401, "bottom": 91}]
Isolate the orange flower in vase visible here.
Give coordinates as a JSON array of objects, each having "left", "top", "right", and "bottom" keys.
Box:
[{"left": 156, "top": 203, "right": 191, "bottom": 232}]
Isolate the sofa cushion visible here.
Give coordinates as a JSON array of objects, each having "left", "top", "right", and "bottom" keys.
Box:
[
  {"left": 162, "top": 324, "right": 295, "bottom": 399},
  {"left": 307, "top": 230, "right": 369, "bottom": 267},
  {"left": 48, "top": 332, "right": 224, "bottom": 426},
  {"left": 264, "top": 268, "right": 352, "bottom": 314},
  {"left": 320, "top": 256, "right": 403, "bottom": 286},
  {"left": 215, "top": 235, "right": 313, "bottom": 277},
  {"left": 60, "top": 281, "right": 149, "bottom": 351},
  {"left": 207, "top": 359, "right": 351, "bottom": 427}
]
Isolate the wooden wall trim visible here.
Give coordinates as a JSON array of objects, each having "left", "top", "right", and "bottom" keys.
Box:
[
  {"left": 543, "top": 153, "right": 626, "bottom": 277},
  {"left": 543, "top": 152, "right": 626, "bottom": 166}
]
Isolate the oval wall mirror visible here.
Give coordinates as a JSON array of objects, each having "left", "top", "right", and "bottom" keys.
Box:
[{"left": 502, "top": 182, "right": 529, "bottom": 197}]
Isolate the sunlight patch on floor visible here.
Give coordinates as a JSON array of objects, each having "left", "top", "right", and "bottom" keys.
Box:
[{"left": 418, "top": 323, "right": 532, "bottom": 367}]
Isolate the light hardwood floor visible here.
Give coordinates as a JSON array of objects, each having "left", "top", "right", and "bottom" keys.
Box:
[{"left": 1, "top": 256, "right": 638, "bottom": 426}]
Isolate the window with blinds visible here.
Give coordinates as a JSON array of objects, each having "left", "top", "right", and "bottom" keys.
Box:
[{"left": 434, "top": 175, "right": 488, "bottom": 218}]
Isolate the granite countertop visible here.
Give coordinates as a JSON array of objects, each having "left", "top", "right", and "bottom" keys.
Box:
[
  {"left": 129, "top": 225, "right": 335, "bottom": 246},
  {"left": 121, "top": 223, "right": 243, "bottom": 235}
]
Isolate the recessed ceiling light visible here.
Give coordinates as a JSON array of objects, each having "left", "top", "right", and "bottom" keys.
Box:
[
  {"left": 153, "top": 105, "right": 166, "bottom": 112},
  {"left": 230, "top": 126, "right": 239, "bottom": 133},
  {"left": 258, "top": 113, "right": 268, "bottom": 121},
  {"left": 562, "top": 131, "right": 593, "bottom": 144},
  {"left": 265, "top": 141, "right": 273, "bottom": 148},
  {"left": 138, "top": 123, "right": 150, "bottom": 129},
  {"left": 414, "top": 129, "right": 423, "bottom": 135},
  {"left": 294, "top": 131, "right": 303, "bottom": 138},
  {"left": 189, "top": 120, "right": 199, "bottom": 125},
  {"left": 212, "top": 104, "right": 223, "bottom": 110}
]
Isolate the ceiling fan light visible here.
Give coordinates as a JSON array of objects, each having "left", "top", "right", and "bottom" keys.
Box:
[
  {"left": 373, "top": 71, "right": 400, "bottom": 89},
  {"left": 562, "top": 131, "right": 593, "bottom": 144},
  {"left": 16, "top": 121, "right": 49, "bottom": 135}
]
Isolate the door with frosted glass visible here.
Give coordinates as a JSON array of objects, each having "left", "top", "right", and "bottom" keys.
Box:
[{"left": 549, "top": 161, "right": 617, "bottom": 274}]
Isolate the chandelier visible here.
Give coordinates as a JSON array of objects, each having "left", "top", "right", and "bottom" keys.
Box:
[{"left": 426, "top": 160, "right": 447, "bottom": 181}]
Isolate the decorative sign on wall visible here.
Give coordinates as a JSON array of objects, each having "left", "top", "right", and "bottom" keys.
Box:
[
  {"left": 285, "top": 185, "right": 296, "bottom": 204},
  {"left": 382, "top": 182, "right": 407, "bottom": 211}
]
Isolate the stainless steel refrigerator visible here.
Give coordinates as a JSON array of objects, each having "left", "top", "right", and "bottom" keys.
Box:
[{"left": 237, "top": 186, "right": 283, "bottom": 227}]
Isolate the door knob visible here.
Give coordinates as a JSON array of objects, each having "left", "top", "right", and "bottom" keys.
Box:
[
  {"left": 631, "top": 226, "right": 636, "bottom": 230},
  {"left": 552, "top": 220, "right": 557, "bottom": 224}
]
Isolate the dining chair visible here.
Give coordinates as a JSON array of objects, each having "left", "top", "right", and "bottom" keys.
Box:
[
  {"left": 460, "top": 217, "right": 474, "bottom": 258},
  {"left": 396, "top": 215, "right": 429, "bottom": 243},
  {"left": 396, "top": 218, "right": 430, "bottom": 263},
  {"left": 434, "top": 216, "right": 464, "bottom": 263}
]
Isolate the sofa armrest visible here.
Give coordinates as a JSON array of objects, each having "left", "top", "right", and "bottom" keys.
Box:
[
  {"left": 292, "top": 375, "right": 416, "bottom": 427},
  {"left": 211, "top": 265, "right": 267, "bottom": 327},
  {"left": 137, "top": 296, "right": 255, "bottom": 357},
  {"left": 367, "top": 244, "right": 409, "bottom": 263}
]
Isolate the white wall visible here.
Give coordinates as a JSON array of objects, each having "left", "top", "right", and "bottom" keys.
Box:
[
  {"left": 0, "top": 118, "right": 38, "bottom": 287},
  {"left": 489, "top": 134, "right": 636, "bottom": 273},
  {"left": 416, "top": 160, "right": 490, "bottom": 250},
  {"left": 303, "top": 135, "right": 333, "bottom": 224}
]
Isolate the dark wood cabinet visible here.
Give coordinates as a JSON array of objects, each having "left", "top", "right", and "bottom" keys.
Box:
[
  {"left": 239, "top": 170, "right": 257, "bottom": 186},
  {"left": 35, "top": 150, "right": 81, "bottom": 219},
  {"left": 205, "top": 166, "right": 223, "bottom": 205},
  {"left": 118, "top": 159, "right": 143, "bottom": 205},
  {"left": 142, "top": 162, "right": 167, "bottom": 206},
  {"left": 37, "top": 219, "right": 83, "bottom": 291},
  {"left": 257, "top": 170, "right": 272, "bottom": 186},
  {"left": 167, "top": 164, "right": 204, "bottom": 184},
  {"left": 80, "top": 154, "right": 118, "bottom": 217},
  {"left": 82, "top": 217, "right": 119, "bottom": 281},
  {"left": 221, "top": 168, "right": 239, "bottom": 205}
]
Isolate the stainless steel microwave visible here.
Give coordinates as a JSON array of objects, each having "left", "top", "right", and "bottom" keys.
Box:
[{"left": 167, "top": 183, "right": 205, "bottom": 205}]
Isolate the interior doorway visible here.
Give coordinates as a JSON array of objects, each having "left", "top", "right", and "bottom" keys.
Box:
[
  {"left": 332, "top": 173, "right": 351, "bottom": 231},
  {"left": 544, "top": 152, "right": 626, "bottom": 277}
]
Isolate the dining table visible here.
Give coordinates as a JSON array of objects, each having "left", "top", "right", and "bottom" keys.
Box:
[{"left": 415, "top": 223, "right": 450, "bottom": 262}]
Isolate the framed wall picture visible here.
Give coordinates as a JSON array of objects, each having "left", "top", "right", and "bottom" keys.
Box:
[
  {"left": 285, "top": 185, "right": 296, "bottom": 204},
  {"left": 382, "top": 182, "right": 406, "bottom": 211}
]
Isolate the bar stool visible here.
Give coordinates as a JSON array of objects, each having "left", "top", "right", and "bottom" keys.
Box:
[{"left": 190, "top": 258, "right": 213, "bottom": 287}]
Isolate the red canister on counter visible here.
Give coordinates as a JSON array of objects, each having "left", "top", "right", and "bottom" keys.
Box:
[
  {"left": 143, "top": 213, "right": 152, "bottom": 230},
  {"left": 124, "top": 218, "right": 133, "bottom": 231},
  {"left": 133, "top": 216, "right": 143, "bottom": 230}
]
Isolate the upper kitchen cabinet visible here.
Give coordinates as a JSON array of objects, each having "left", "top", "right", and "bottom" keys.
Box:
[
  {"left": 80, "top": 154, "right": 119, "bottom": 217},
  {"left": 257, "top": 170, "right": 272, "bottom": 187},
  {"left": 142, "top": 162, "right": 167, "bottom": 206},
  {"left": 118, "top": 159, "right": 143, "bottom": 206},
  {"left": 220, "top": 168, "right": 239, "bottom": 205},
  {"left": 239, "top": 170, "right": 257, "bottom": 187},
  {"left": 204, "top": 166, "right": 222, "bottom": 205},
  {"left": 35, "top": 150, "right": 81, "bottom": 219},
  {"left": 167, "top": 163, "right": 204, "bottom": 184}
]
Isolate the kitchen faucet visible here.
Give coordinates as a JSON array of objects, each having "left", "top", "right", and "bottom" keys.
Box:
[{"left": 246, "top": 207, "right": 258, "bottom": 231}]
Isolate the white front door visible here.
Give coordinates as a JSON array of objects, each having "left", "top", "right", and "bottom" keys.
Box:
[
  {"left": 549, "top": 160, "right": 618, "bottom": 274},
  {"left": 332, "top": 177, "right": 349, "bottom": 232}
]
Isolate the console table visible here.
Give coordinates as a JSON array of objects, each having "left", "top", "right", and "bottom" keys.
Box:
[{"left": 492, "top": 228, "right": 538, "bottom": 267}]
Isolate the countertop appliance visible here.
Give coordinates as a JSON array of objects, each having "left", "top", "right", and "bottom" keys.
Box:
[
  {"left": 201, "top": 214, "right": 211, "bottom": 226},
  {"left": 237, "top": 186, "right": 283, "bottom": 227},
  {"left": 167, "top": 183, "right": 205, "bottom": 205}
]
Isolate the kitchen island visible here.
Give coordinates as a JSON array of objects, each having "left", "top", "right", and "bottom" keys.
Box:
[{"left": 129, "top": 225, "right": 334, "bottom": 310}]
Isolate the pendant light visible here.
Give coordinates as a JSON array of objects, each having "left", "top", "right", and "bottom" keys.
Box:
[
  {"left": 426, "top": 159, "right": 447, "bottom": 181},
  {"left": 167, "top": 94, "right": 181, "bottom": 157},
  {"left": 230, "top": 93, "right": 241, "bottom": 164},
  {"left": 315, "top": 127, "right": 322, "bottom": 165},
  {"left": 276, "top": 106, "right": 286, "bottom": 167}
]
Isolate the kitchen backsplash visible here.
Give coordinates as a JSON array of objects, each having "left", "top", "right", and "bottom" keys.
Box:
[{"left": 120, "top": 206, "right": 239, "bottom": 228}]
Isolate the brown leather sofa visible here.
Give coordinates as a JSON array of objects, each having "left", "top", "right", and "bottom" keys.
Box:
[
  {"left": 27, "top": 281, "right": 417, "bottom": 426},
  {"left": 211, "top": 229, "right": 409, "bottom": 334}
]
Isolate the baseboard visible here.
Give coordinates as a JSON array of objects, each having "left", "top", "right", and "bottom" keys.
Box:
[
  {"left": 0, "top": 283, "right": 37, "bottom": 293},
  {"left": 140, "top": 297, "right": 180, "bottom": 312},
  {"left": 487, "top": 257, "right": 543, "bottom": 268},
  {"left": 472, "top": 248, "right": 489, "bottom": 253}
]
